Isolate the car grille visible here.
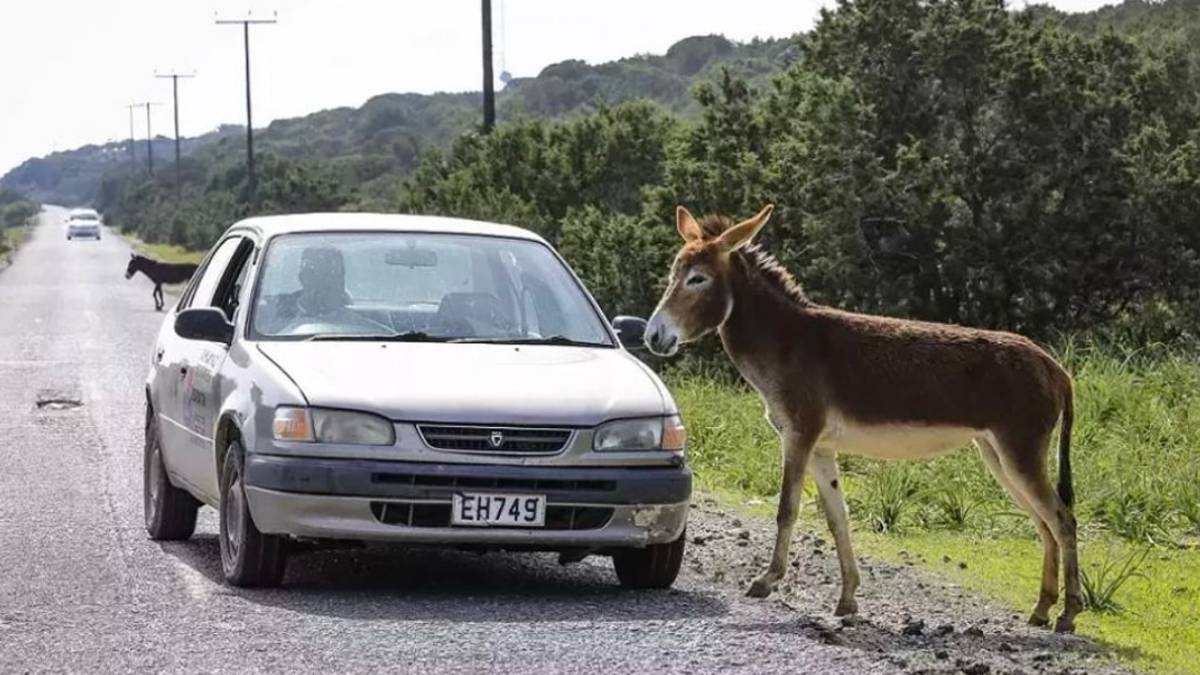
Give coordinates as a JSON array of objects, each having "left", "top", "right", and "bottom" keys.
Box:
[
  {"left": 369, "top": 501, "right": 614, "bottom": 530},
  {"left": 371, "top": 472, "right": 616, "bottom": 493},
  {"left": 417, "top": 424, "right": 572, "bottom": 454}
]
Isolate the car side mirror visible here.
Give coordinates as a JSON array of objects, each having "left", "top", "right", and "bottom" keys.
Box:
[
  {"left": 612, "top": 315, "right": 648, "bottom": 350},
  {"left": 175, "top": 308, "right": 234, "bottom": 345}
]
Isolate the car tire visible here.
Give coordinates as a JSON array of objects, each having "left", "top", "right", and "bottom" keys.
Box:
[
  {"left": 143, "top": 407, "right": 199, "bottom": 540},
  {"left": 219, "top": 440, "right": 287, "bottom": 587},
  {"left": 612, "top": 529, "right": 686, "bottom": 589}
]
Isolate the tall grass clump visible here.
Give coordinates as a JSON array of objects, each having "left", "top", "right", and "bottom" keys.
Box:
[
  {"left": 853, "top": 464, "right": 924, "bottom": 533},
  {"left": 1080, "top": 544, "right": 1151, "bottom": 613}
]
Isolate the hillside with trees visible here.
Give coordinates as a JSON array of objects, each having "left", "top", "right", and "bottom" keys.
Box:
[
  {"left": 0, "top": 34, "right": 791, "bottom": 209},
  {"left": 1, "top": 125, "right": 244, "bottom": 206}
]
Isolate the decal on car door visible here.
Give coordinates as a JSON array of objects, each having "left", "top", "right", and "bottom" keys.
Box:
[{"left": 182, "top": 349, "right": 221, "bottom": 436}]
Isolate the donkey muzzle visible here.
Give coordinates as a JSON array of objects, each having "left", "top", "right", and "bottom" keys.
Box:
[{"left": 644, "top": 313, "right": 680, "bottom": 357}]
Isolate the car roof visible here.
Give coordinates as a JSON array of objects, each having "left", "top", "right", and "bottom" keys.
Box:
[
  {"left": 227, "top": 213, "right": 548, "bottom": 244},
  {"left": 69, "top": 208, "right": 99, "bottom": 216}
]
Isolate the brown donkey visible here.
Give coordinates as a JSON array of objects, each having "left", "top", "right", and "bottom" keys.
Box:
[{"left": 645, "top": 205, "right": 1082, "bottom": 632}]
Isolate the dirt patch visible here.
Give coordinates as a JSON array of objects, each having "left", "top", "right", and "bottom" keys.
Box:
[{"left": 684, "top": 498, "right": 1132, "bottom": 674}]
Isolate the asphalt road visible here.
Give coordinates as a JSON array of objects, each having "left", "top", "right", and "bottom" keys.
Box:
[{"left": 0, "top": 207, "right": 901, "bottom": 674}]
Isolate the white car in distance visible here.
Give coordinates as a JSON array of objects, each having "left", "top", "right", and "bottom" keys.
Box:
[{"left": 66, "top": 208, "right": 102, "bottom": 240}]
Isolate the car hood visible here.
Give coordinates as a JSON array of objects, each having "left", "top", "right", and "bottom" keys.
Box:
[{"left": 256, "top": 341, "right": 669, "bottom": 426}]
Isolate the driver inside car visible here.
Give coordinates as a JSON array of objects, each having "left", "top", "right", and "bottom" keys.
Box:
[{"left": 260, "top": 246, "right": 353, "bottom": 331}]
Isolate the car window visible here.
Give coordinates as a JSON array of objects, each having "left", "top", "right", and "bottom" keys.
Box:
[
  {"left": 250, "top": 232, "right": 612, "bottom": 345},
  {"left": 212, "top": 240, "right": 256, "bottom": 321},
  {"left": 187, "top": 237, "right": 244, "bottom": 310}
]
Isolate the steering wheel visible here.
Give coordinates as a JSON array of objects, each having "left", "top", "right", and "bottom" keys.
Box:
[
  {"left": 279, "top": 307, "right": 393, "bottom": 336},
  {"left": 461, "top": 293, "right": 514, "bottom": 331}
]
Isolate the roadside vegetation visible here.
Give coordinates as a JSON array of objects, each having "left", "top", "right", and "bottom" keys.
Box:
[
  {"left": 123, "top": 235, "right": 205, "bottom": 265},
  {"left": 0, "top": 188, "right": 38, "bottom": 264}
]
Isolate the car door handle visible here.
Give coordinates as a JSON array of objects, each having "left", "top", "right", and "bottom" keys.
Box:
[{"left": 155, "top": 348, "right": 165, "bottom": 363}]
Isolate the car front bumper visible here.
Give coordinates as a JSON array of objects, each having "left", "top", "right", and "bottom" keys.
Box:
[{"left": 243, "top": 454, "right": 691, "bottom": 548}]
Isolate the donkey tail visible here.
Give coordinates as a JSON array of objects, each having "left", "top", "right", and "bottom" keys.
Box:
[{"left": 1057, "top": 382, "right": 1075, "bottom": 509}]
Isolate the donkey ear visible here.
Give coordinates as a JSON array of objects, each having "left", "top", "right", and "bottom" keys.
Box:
[
  {"left": 676, "top": 205, "right": 702, "bottom": 242},
  {"left": 716, "top": 204, "right": 774, "bottom": 252}
]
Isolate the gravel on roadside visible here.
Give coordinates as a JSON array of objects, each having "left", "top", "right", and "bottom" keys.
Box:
[{"left": 680, "top": 496, "right": 1133, "bottom": 675}]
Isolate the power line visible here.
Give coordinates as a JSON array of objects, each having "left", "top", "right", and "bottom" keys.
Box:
[
  {"left": 216, "top": 11, "right": 277, "bottom": 209},
  {"left": 155, "top": 70, "right": 196, "bottom": 200}
]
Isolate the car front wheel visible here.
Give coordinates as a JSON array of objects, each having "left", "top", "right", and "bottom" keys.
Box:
[
  {"left": 612, "top": 530, "right": 686, "bottom": 589},
  {"left": 143, "top": 407, "right": 199, "bottom": 540},
  {"left": 219, "top": 440, "right": 287, "bottom": 587}
]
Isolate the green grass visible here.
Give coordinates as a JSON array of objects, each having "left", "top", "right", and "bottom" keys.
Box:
[
  {"left": 0, "top": 225, "right": 30, "bottom": 263},
  {"left": 124, "top": 235, "right": 206, "bottom": 265},
  {"left": 669, "top": 345, "right": 1200, "bottom": 673},
  {"left": 857, "top": 532, "right": 1200, "bottom": 674}
]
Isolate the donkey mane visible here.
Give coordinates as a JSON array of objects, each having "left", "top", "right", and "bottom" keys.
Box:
[{"left": 697, "top": 213, "right": 811, "bottom": 308}]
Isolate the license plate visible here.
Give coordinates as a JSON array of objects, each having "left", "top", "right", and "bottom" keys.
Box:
[{"left": 451, "top": 492, "right": 546, "bottom": 527}]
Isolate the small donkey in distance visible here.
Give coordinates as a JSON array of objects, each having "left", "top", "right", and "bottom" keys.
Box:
[
  {"left": 125, "top": 253, "right": 199, "bottom": 311},
  {"left": 645, "top": 204, "right": 1082, "bottom": 633}
]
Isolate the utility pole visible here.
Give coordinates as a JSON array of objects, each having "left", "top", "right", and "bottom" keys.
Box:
[
  {"left": 216, "top": 11, "right": 277, "bottom": 209},
  {"left": 145, "top": 102, "right": 160, "bottom": 175},
  {"left": 128, "top": 101, "right": 161, "bottom": 175},
  {"left": 481, "top": 0, "right": 495, "bottom": 132},
  {"left": 125, "top": 104, "right": 137, "bottom": 167},
  {"left": 155, "top": 70, "right": 196, "bottom": 200}
]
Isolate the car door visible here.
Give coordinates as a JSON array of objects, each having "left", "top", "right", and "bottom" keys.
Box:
[
  {"left": 188, "top": 237, "right": 257, "bottom": 498},
  {"left": 156, "top": 235, "right": 246, "bottom": 502}
]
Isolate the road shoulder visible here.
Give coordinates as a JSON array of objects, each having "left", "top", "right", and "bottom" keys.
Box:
[{"left": 685, "top": 496, "right": 1132, "bottom": 675}]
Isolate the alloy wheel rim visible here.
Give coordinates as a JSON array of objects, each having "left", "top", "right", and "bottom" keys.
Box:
[
  {"left": 223, "top": 475, "right": 245, "bottom": 563},
  {"left": 146, "top": 440, "right": 161, "bottom": 524}
]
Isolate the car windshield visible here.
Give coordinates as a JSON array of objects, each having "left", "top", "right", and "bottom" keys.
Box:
[
  {"left": 71, "top": 213, "right": 98, "bottom": 222},
  {"left": 251, "top": 231, "right": 613, "bottom": 345}
]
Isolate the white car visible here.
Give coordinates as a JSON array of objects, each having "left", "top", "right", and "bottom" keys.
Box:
[
  {"left": 66, "top": 208, "right": 102, "bottom": 240},
  {"left": 142, "top": 213, "right": 690, "bottom": 589}
]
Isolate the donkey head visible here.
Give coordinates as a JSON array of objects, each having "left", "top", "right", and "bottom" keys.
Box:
[
  {"left": 645, "top": 204, "right": 773, "bottom": 356},
  {"left": 124, "top": 253, "right": 140, "bottom": 280}
]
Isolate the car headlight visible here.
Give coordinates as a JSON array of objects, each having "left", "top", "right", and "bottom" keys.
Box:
[
  {"left": 593, "top": 415, "right": 686, "bottom": 452},
  {"left": 272, "top": 406, "right": 395, "bottom": 445}
]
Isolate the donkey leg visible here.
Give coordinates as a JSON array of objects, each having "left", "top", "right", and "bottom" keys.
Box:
[
  {"left": 748, "top": 428, "right": 816, "bottom": 598},
  {"left": 809, "top": 451, "right": 860, "bottom": 616},
  {"left": 978, "top": 437, "right": 1058, "bottom": 626},
  {"left": 996, "top": 434, "right": 1082, "bottom": 633}
]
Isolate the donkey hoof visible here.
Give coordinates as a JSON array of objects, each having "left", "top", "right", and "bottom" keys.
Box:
[
  {"left": 834, "top": 598, "right": 858, "bottom": 617},
  {"left": 1028, "top": 613, "right": 1051, "bottom": 628},
  {"left": 1053, "top": 616, "right": 1075, "bottom": 634},
  {"left": 747, "top": 576, "right": 776, "bottom": 598}
]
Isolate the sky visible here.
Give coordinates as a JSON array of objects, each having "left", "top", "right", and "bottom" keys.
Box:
[{"left": 0, "top": 0, "right": 1118, "bottom": 177}]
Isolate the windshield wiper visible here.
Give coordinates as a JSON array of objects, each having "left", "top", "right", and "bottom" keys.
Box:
[
  {"left": 307, "top": 330, "right": 448, "bottom": 342},
  {"left": 451, "top": 335, "right": 608, "bottom": 347}
]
